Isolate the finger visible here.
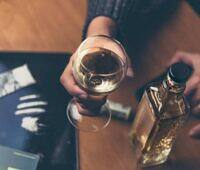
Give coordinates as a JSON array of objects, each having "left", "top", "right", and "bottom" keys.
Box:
[
  {"left": 126, "top": 66, "right": 134, "bottom": 78},
  {"left": 76, "top": 103, "right": 96, "bottom": 116},
  {"left": 189, "top": 86, "right": 200, "bottom": 107},
  {"left": 189, "top": 123, "right": 200, "bottom": 139},
  {"left": 76, "top": 96, "right": 106, "bottom": 110},
  {"left": 60, "top": 68, "right": 87, "bottom": 98},
  {"left": 126, "top": 57, "right": 134, "bottom": 78},
  {"left": 75, "top": 96, "right": 106, "bottom": 116},
  {"left": 76, "top": 101, "right": 103, "bottom": 116},
  {"left": 169, "top": 51, "right": 193, "bottom": 66},
  {"left": 191, "top": 104, "right": 200, "bottom": 117},
  {"left": 185, "top": 75, "right": 200, "bottom": 96},
  {"left": 60, "top": 59, "right": 87, "bottom": 98}
]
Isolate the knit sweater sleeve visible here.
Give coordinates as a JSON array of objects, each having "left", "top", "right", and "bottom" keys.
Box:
[
  {"left": 82, "top": 0, "right": 135, "bottom": 39},
  {"left": 82, "top": 0, "right": 178, "bottom": 40}
]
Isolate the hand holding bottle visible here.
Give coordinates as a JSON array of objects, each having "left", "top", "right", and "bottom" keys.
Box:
[{"left": 170, "top": 52, "right": 200, "bottom": 138}]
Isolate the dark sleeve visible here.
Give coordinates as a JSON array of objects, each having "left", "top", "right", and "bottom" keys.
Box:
[
  {"left": 82, "top": 0, "right": 179, "bottom": 40},
  {"left": 82, "top": 0, "right": 135, "bottom": 39}
]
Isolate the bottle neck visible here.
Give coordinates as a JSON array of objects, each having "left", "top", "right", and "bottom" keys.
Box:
[
  {"left": 162, "top": 73, "right": 186, "bottom": 94},
  {"left": 155, "top": 73, "right": 186, "bottom": 113}
]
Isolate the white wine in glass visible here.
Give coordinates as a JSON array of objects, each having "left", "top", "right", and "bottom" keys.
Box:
[{"left": 67, "top": 35, "right": 128, "bottom": 132}]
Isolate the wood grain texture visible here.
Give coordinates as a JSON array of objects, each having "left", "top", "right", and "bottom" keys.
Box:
[
  {"left": 78, "top": 1, "right": 200, "bottom": 170},
  {"left": 0, "top": 0, "right": 200, "bottom": 170},
  {"left": 0, "top": 0, "right": 86, "bottom": 52}
]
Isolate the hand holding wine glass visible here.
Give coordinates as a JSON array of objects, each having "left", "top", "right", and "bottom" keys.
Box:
[{"left": 60, "top": 35, "right": 128, "bottom": 132}]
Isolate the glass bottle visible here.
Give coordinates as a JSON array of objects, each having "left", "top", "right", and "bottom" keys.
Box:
[{"left": 130, "top": 62, "right": 193, "bottom": 167}]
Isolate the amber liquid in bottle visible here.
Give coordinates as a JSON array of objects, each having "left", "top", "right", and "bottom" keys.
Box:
[{"left": 131, "top": 73, "right": 190, "bottom": 167}]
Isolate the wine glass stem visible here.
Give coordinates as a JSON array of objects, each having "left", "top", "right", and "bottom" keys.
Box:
[
  {"left": 67, "top": 98, "right": 111, "bottom": 132},
  {"left": 75, "top": 94, "right": 107, "bottom": 116}
]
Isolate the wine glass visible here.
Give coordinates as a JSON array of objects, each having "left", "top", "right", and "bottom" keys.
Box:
[{"left": 67, "top": 35, "right": 128, "bottom": 132}]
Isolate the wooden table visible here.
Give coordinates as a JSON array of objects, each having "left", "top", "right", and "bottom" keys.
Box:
[
  {"left": 78, "top": 1, "right": 200, "bottom": 170},
  {"left": 0, "top": 0, "right": 199, "bottom": 170},
  {"left": 0, "top": 0, "right": 86, "bottom": 52}
]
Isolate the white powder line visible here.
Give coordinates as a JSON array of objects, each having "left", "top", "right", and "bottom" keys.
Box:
[
  {"left": 19, "top": 94, "right": 40, "bottom": 101},
  {"left": 21, "top": 117, "right": 39, "bottom": 132},
  {"left": 38, "top": 123, "right": 48, "bottom": 127},
  {"left": 8, "top": 167, "right": 22, "bottom": 170},
  {"left": 17, "top": 101, "right": 48, "bottom": 109},
  {"left": 15, "top": 108, "right": 46, "bottom": 115}
]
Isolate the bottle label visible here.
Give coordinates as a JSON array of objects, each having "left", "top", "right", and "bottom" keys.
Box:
[{"left": 131, "top": 92, "right": 156, "bottom": 150}]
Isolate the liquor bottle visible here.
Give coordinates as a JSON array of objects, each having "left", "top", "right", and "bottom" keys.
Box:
[{"left": 130, "top": 62, "right": 193, "bottom": 167}]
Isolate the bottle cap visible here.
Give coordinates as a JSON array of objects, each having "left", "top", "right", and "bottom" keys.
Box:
[{"left": 169, "top": 62, "right": 193, "bottom": 84}]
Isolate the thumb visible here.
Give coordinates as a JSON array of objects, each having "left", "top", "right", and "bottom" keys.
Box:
[
  {"left": 189, "top": 124, "right": 200, "bottom": 139},
  {"left": 184, "top": 75, "right": 200, "bottom": 96}
]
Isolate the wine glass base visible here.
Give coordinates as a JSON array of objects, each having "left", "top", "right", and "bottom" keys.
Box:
[{"left": 67, "top": 99, "right": 111, "bottom": 132}]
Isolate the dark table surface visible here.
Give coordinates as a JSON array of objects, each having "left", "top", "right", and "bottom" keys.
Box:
[{"left": 0, "top": 52, "right": 76, "bottom": 170}]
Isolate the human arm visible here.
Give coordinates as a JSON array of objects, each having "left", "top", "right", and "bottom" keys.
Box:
[{"left": 61, "top": 0, "right": 177, "bottom": 115}]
